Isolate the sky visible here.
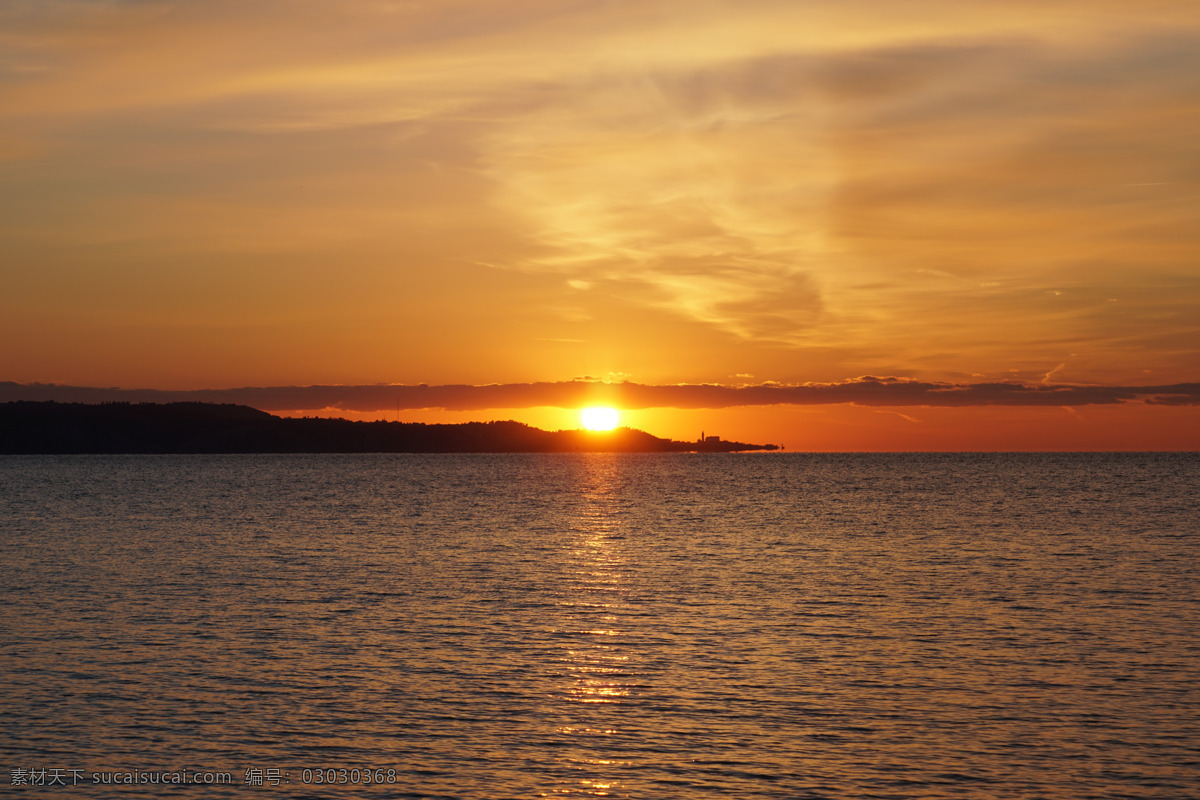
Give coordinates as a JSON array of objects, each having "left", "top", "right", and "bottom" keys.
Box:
[{"left": 1, "top": 0, "right": 1198, "bottom": 449}]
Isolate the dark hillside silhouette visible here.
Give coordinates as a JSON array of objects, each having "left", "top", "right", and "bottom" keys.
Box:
[{"left": 0, "top": 402, "right": 779, "bottom": 454}]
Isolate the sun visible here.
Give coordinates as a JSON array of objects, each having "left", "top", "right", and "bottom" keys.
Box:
[{"left": 581, "top": 406, "right": 620, "bottom": 431}]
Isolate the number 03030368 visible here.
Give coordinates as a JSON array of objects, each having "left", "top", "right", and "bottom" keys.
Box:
[{"left": 301, "top": 768, "right": 398, "bottom": 784}]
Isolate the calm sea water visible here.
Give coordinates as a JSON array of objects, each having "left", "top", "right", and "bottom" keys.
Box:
[{"left": 1, "top": 453, "right": 1197, "bottom": 799}]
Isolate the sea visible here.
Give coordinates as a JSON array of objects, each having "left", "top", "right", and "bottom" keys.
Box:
[{"left": 1, "top": 453, "right": 1197, "bottom": 799}]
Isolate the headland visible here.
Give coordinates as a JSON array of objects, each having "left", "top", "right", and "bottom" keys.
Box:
[{"left": 0, "top": 401, "right": 779, "bottom": 454}]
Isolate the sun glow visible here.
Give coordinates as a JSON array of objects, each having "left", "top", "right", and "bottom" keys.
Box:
[{"left": 581, "top": 406, "right": 620, "bottom": 431}]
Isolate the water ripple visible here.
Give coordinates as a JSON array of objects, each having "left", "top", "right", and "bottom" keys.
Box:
[{"left": 1, "top": 453, "right": 1197, "bottom": 798}]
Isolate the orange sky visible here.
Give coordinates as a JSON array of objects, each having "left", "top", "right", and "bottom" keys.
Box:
[{"left": 1, "top": 0, "right": 1197, "bottom": 449}]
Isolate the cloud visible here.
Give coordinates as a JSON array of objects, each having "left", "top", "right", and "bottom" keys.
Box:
[
  {"left": 475, "top": 20, "right": 1200, "bottom": 365},
  {"left": 1, "top": 0, "right": 1198, "bottom": 389},
  {"left": 4, "top": 378, "right": 1197, "bottom": 412}
]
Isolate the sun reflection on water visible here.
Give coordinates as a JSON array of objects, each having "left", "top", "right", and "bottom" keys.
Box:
[{"left": 553, "top": 455, "right": 638, "bottom": 796}]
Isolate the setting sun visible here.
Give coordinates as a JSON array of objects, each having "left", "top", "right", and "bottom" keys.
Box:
[{"left": 581, "top": 407, "right": 620, "bottom": 431}]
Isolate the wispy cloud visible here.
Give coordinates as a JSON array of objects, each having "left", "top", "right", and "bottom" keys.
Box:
[{"left": 1, "top": 0, "right": 1198, "bottom": 391}]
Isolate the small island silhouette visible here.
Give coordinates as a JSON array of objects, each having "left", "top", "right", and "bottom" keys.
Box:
[{"left": 0, "top": 402, "right": 779, "bottom": 454}]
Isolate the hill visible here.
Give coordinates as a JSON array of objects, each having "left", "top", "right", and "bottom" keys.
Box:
[{"left": 0, "top": 402, "right": 778, "bottom": 454}]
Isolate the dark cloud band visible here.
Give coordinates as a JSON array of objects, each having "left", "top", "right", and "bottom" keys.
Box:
[{"left": 3, "top": 378, "right": 1197, "bottom": 412}]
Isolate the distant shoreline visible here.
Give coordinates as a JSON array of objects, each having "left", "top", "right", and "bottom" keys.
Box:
[{"left": 0, "top": 401, "right": 779, "bottom": 454}]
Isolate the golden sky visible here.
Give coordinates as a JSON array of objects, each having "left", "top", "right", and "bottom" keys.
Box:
[{"left": 1, "top": 0, "right": 1197, "bottom": 448}]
